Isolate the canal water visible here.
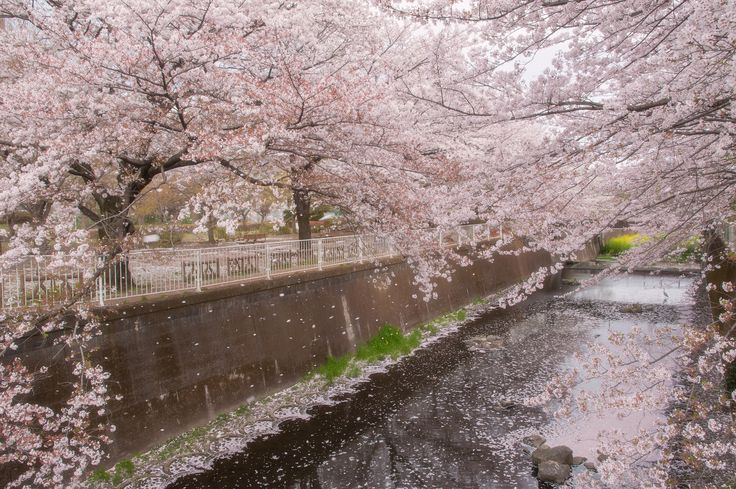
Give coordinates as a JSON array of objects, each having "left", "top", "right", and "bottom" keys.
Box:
[{"left": 169, "top": 272, "right": 697, "bottom": 489}]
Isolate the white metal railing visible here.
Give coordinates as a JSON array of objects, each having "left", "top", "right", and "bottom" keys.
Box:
[{"left": 0, "top": 224, "right": 503, "bottom": 310}]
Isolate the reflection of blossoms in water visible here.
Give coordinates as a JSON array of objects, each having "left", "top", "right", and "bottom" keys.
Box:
[{"left": 531, "top": 277, "right": 736, "bottom": 488}]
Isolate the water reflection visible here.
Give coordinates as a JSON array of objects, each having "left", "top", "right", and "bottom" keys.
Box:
[
  {"left": 568, "top": 271, "right": 692, "bottom": 305},
  {"left": 170, "top": 274, "right": 695, "bottom": 489}
]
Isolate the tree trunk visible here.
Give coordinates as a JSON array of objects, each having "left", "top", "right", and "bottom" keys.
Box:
[
  {"left": 704, "top": 229, "right": 736, "bottom": 335},
  {"left": 100, "top": 218, "right": 136, "bottom": 292},
  {"left": 293, "top": 188, "right": 312, "bottom": 241},
  {"left": 207, "top": 214, "right": 216, "bottom": 244},
  {"left": 82, "top": 196, "right": 137, "bottom": 291},
  {"left": 70, "top": 154, "right": 203, "bottom": 294}
]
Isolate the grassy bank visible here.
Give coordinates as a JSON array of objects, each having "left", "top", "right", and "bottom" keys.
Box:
[
  {"left": 308, "top": 325, "right": 421, "bottom": 383},
  {"left": 307, "top": 308, "right": 466, "bottom": 384}
]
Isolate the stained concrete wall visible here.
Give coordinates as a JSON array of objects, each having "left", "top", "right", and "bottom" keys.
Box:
[{"left": 14, "top": 241, "right": 557, "bottom": 462}]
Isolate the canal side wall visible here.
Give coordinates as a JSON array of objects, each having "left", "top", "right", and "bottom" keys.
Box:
[{"left": 15, "top": 241, "right": 560, "bottom": 462}]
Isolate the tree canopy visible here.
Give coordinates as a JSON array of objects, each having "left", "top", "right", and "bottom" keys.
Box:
[{"left": 1, "top": 0, "right": 735, "bottom": 487}]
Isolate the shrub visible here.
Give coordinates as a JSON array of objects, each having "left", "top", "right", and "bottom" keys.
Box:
[
  {"left": 89, "top": 459, "right": 135, "bottom": 486},
  {"left": 89, "top": 469, "right": 111, "bottom": 483},
  {"left": 307, "top": 324, "right": 422, "bottom": 384},
  {"left": 312, "top": 355, "right": 351, "bottom": 383},
  {"left": 355, "top": 325, "right": 421, "bottom": 362},
  {"left": 112, "top": 460, "right": 135, "bottom": 485},
  {"left": 600, "top": 233, "right": 644, "bottom": 256},
  {"left": 234, "top": 404, "right": 251, "bottom": 416}
]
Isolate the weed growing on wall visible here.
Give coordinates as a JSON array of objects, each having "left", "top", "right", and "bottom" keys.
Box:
[
  {"left": 308, "top": 325, "right": 423, "bottom": 384},
  {"left": 89, "top": 459, "right": 135, "bottom": 486}
]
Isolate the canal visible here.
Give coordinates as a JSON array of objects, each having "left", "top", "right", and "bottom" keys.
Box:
[{"left": 169, "top": 271, "right": 697, "bottom": 488}]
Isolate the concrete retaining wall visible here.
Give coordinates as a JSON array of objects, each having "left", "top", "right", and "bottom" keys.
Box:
[{"left": 14, "top": 241, "right": 557, "bottom": 462}]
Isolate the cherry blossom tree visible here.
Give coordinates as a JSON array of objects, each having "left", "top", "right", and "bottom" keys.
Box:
[
  {"left": 6, "top": 0, "right": 733, "bottom": 486},
  {"left": 0, "top": 0, "right": 280, "bottom": 290},
  {"left": 378, "top": 0, "right": 735, "bottom": 260},
  {"left": 216, "top": 2, "right": 466, "bottom": 241},
  {"left": 376, "top": 0, "right": 736, "bottom": 486},
  {"left": 0, "top": 4, "right": 284, "bottom": 480},
  {"left": 0, "top": 2, "right": 467, "bottom": 486},
  {"left": 177, "top": 168, "right": 288, "bottom": 241}
]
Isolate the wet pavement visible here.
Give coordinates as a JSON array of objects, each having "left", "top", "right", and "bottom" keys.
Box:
[{"left": 169, "top": 272, "right": 696, "bottom": 489}]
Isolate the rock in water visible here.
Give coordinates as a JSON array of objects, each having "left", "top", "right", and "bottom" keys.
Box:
[
  {"left": 572, "top": 456, "right": 587, "bottom": 465},
  {"left": 537, "top": 460, "right": 571, "bottom": 484},
  {"left": 464, "top": 334, "right": 504, "bottom": 352},
  {"left": 522, "top": 434, "right": 547, "bottom": 448},
  {"left": 583, "top": 461, "right": 597, "bottom": 472},
  {"left": 532, "top": 445, "right": 574, "bottom": 466},
  {"left": 499, "top": 400, "right": 516, "bottom": 409}
]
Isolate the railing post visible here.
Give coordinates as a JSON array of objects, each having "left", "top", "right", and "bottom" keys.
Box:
[
  {"left": 265, "top": 243, "right": 271, "bottom": 279},
  {"left": 458, "top": 230, "right": 463, "bottom": 247},
  {"left": 195, "top": 249, "right": 202, "bottom": 292},
  {"left": 471, "top": 225, "right": 477, "bottom": 245},
  {"left": 357, "top": 236, "right": 364, "bottom": 262},
  {"left": 438, "top": 230, "right": 443, "bottom": 248},
  {"left": 96, "top": 257, "right": 105, "bottom": 306},
  {"left": 500, "top": 226, "right": 504, "bottom": 241},
  {"left": 317, "top": 239, "right": 324, "bottom": 270}
]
